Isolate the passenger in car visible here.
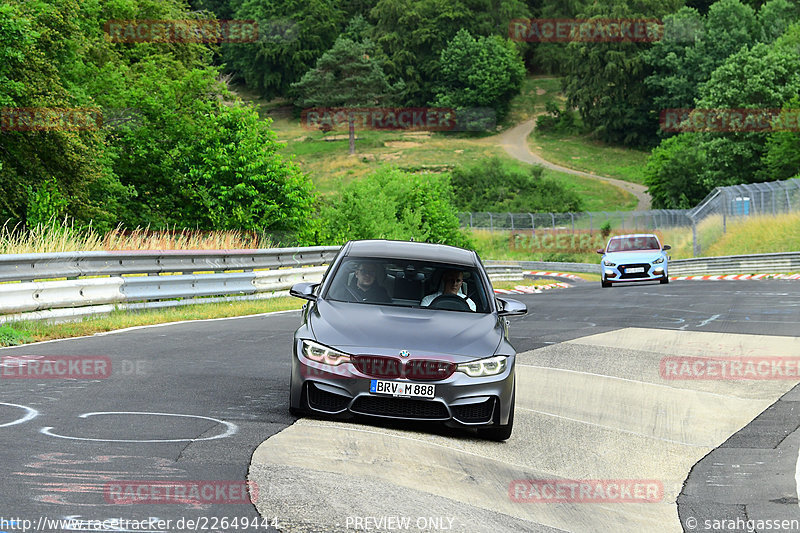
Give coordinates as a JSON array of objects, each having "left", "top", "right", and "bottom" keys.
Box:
[{"left": 421, "top": 270, "right": 476, "bottom": 311}]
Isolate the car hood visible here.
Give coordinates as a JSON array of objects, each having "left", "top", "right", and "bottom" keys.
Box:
[
  {"left": 603, "top": 251, "right": 665, "bottom": 264},
  {"left": 309, "top": 299, "right": 503, "bottom": 359}
]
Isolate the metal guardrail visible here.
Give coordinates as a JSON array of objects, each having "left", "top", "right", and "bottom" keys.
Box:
[
  {"left": 486, "top": 253, "right": 800, "bottom": 278},
  {"left": 0, "top": 247, "right": 339, "bottom": 283},
  {"left": 0, "top": 247, "right": 340, "bottom": 323},
  {"left": 1, "top": 249, "right": 797, "bottom": 324},
  {"left": 669, "top": 252, "right": 800, "bottom": 276}
]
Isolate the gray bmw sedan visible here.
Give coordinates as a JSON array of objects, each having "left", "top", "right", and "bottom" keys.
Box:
[{"left": 289, "top": 239, "right": 527, "bottom": 440}]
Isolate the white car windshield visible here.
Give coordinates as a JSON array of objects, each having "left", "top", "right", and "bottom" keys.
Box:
[{"left": 607, "top": 236, "right": 661, "bottom": 252}]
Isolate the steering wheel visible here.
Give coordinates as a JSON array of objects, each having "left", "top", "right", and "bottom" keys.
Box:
[{"left": 429, "top": 293, "right": 471, "bottom": 311}]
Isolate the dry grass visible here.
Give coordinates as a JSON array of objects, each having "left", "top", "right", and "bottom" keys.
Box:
[
  {"left": 0, "top": 222, "right": 277, "bottom": 255},
  {"left": 704, "top": 212, "right": 800, "bottom": 256}
]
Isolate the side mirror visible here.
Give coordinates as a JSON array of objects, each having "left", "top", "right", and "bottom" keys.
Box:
[
  {"left": 596, "top": 249, "right": 605, "bottom": 254},
  {"left": 497, "top": 297, "right": 527, "bottom": 317},
  {"left": 662, "top": 245, "right": 671, "bottom": 251},
  {"left": 290, "top": 282, "right": 319, "bottom": 301}
]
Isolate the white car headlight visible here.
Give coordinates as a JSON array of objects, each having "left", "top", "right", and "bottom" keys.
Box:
[
  {"left": 652, "top": 257, "right": 665, "bottom": 264},
  {"left": 301, "top": 340, "right": 351, "bottom": 366},
  {"left": 457, "top": 355, "right": 507, "bottom": 377},
  {"left": 603, "top": 260, "right": 616, "bottom": 267}
]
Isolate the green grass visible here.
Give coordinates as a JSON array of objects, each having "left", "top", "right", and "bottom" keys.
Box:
[
  {"left": 0, "top": 297, "right": 303, "bottom": 347},
  {"left": 504, "top": 75, "right": 651, "bottom": 186},
  {"left": 541, "top": 168, "right": 637, "bottom": 212},
  {"left": 698, "top": 212, "right": 800, "bottom": 258},
  {"left": 529, "top": 131, "right": 651, "bottom": 184},
  {"left": 237, "top": 77, "right": 644, "bottom": 210}
]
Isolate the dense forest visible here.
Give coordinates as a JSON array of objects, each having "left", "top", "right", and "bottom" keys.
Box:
[{"left": 1, "top": 0, "right": 799, "bottom": 245}]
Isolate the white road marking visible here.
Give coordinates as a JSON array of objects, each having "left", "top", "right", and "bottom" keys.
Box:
[
  {"left": 697, "top": 314, "right": 721, "bottom": 328},
  {"left": 0, "top": 402, "right": 39, "bottom": 427},
  {"left": 40, "top": 411, "right": 237, "bottom": 442}
]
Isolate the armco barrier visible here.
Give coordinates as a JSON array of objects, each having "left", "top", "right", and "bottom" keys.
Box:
[
  {"left": 669, "top": 252, "right": 800, "bottom": 276},
  {"left": 0, "top": 248, "right": 340, "bottom": 323},
  {"left": 1, "top": 248, "right": 797, "bottom": 324},
  {"left": 486, "top": 253, "right": 800, "bottom": 277},
  {"left": 0, "top": 247, "right": 339, "bottom": 283}
]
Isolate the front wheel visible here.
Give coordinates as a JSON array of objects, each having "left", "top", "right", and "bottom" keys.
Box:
[
  {"left": 660, "top": 276, "right": 669, "bottom": 284},
  {"left": 289, "top": 379, "right": 306, "bottom": 417},
  {"left": 478, "top": 392, "right": 514, "bottom": 441},
  {"left": 601, "top": 279, "right": 612, "bottom": 288}
]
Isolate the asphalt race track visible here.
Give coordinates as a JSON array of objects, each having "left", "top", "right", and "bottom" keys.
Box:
[{"left": 1, "top": 279, "right": 799, "bottom": 533}]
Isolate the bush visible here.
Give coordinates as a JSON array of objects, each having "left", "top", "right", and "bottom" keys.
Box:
[
  {"left": 450, "top": 157, "right": 584, "bottom": 213},
  {"left": 317, "top": 167, "right": 471, "bottom": 248},
  {"left": 536, "top": 101, "right": 580, "bottom": 134}
]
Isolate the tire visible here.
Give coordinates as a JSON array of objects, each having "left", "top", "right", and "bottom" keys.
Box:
[
  {"left": 289, "top": 380, "right": 306, "bottom": 417},
  {"left": 601, "top": 279, "right": 612, "bottom": 288},
  {"left": 478, "top": 392, "right": 514, "bottom": 441},
  {"left": 660, "top": 276, "right": 669, "bottom": 284}
]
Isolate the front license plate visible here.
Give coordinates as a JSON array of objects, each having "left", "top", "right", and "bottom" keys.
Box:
[
  {"left": 626, "top": 267, "right": 645, "bottom": 273},
  {"left": 370, "top": 380, "right": 435, "bottom": 398}
]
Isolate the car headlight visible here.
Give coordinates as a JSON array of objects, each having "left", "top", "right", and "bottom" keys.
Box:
[
  {"left": 457, "top": 355, "right": 507, "bottom": 377},
  {"left": 652, "top": 257, "right": 665, "bottom": 264},
  {"left": 603, "top": 260, "right": 616, "bottom": 267},
  {"left": 301, "top": 340, "right": 351, "bottom": 366}
]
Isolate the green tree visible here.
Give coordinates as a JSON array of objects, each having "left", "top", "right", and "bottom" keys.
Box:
[
  {"left": 369, "top": 0, "right": 529, "bottom": 105},
  {"left": 223, "top": 0, "right": 345, "bottom": 99},
  {"left": 760, "top": 96, "right": 800, "bottom": 181},
  {"left": 645, "top": 25, "right": 800, "bottom": 206},
  {"left": 432, "top": 29, "right": 525, "bottom": 123},
  {"left": 644, "top": 133, "right": 709, "bottom": 209},
  {"left": 2, "top": 0, "right": 318, "bottom": 238},
  {"left": 694, "top": 0, "right": 760, "bottom": 77},
  {"left": 693, "top": 40, "right": 800, "bottom": 188},
  {"left": 26, "top": 177, "right": 69, "bottom": 228},
  {"left": 561, "top": 0, "right": 683, "bottom": 147},
  {"left": 758, "top": 0, "right": 800, "bottom": 42},
  {"left": 0, "top": 0, "right": 127, "bottom": 230},
  {"left": 644, "top": 134, "right": 710, "bottom": 208},
  {"left": 525, "top": 0, "right": 590, "bottom": 74},
  {"left": 642, "top": 7, "right": 707, "bottom": 113},
  {"left": 292, "top": 36, "right": 402, "bottom": 154},
  {"left": 184, "top": 105, "right": 316, "bottom": 240}
]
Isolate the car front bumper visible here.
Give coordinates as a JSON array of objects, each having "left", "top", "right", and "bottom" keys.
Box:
[
  {"left": 290, "top": 342, "right": 515, "bottom": 428},
  {"left": 603, "top": 262, "right": 667, "bottom": 283}
]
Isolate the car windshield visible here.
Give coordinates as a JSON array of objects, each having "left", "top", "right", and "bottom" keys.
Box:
[
  {"left": 324, "top": 257, "right": 490, "bottom": 313},
  {"left": 606, "top": 236, "right": 661, "bottom": 252}
]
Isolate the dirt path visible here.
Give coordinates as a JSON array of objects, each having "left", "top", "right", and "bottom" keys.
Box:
[{"left": 494, "top": 119, "right": 652, "bottom": 210}]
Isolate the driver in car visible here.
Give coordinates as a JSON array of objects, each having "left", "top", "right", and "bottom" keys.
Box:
[
  {"left": 421, "top": 269, "right": 476, "bottom": 311},
  {"left": 348, "top": 261, "right": 391, "bottom": 303}
]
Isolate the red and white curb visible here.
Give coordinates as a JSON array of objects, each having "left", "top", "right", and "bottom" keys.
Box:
[
  {"left": 671, "top": 273, "right": 800, "bottom": 281},
  {"left": 525, "top": 271, "right": 584, "bottom": 281},
  {"left": 494, "top": 282, "right": 570, "bottom": 295}
]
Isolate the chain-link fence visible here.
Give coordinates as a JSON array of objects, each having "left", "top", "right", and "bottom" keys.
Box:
[
  {"left": 458, "top": 210, "right": 692, "bottom": 232},
  {"left": 460, "top": 178, "right": 800, "bottom": 256}
]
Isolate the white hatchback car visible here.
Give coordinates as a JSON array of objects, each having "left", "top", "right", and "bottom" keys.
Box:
[{"left": 597, "top": 234, "right": 671, "bottom": 288}]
